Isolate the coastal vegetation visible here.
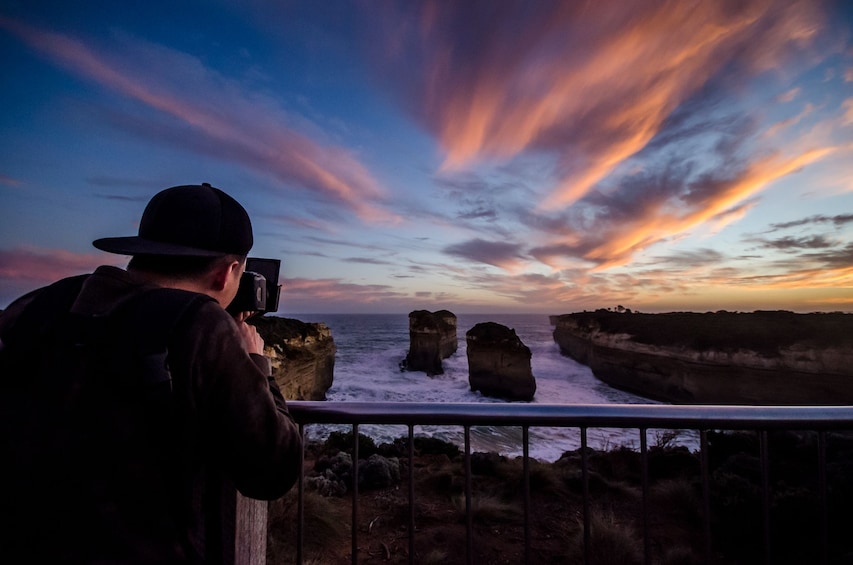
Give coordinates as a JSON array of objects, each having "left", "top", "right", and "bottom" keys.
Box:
[
  {"left": 267, "top": 431, "right": 853, "bottom": 564},
  {"left": 557, "top": 310, "right": 853, "bottom": 355}
]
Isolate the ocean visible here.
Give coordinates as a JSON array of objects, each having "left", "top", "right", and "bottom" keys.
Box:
[{"left": 295, "top": 313, "right": 697, "bottom": 462}]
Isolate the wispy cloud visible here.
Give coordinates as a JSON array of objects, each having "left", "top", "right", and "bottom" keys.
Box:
[
  {"left": 373, "top": 0, "right": 829, "bottom": 210},
  {"left": 344, "top": 256, "right": 395, "bottom": 265},
  {"left": 281, "top": 277, "right": 447, "bottom": 313},
  {"left": 768, "top": 213, "right": 853, "bottom": 230},
  {"left": 527, "top": 140, "right": 836, "bottom": 270},
  {"left": 0, "top": 174, "right": 22, "bottom": 187},
  {"left": 0, "top": 246, "right": 119, "bottom": 302},
  {"left": 749, "top": 235, "right": 837, "bottom": 250},
  {"left": 843, "top": 98, "right": 853, "bottom": 125},
  {"left": 776, "top": 88, "right": 801, "bottom": 103},
  {"left": 443, "top": 238, "right": 526, "bottom": 270},
  {"left": 0, "top": 16, "right": 398, "bottom": 223}
]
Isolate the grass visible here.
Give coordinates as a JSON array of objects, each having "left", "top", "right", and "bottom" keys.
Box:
[
  {"left": 561, "top": 509, "right": 644, "bottom": 565},
  {"left": 266, "top": 490, "right": 349, "bottom": 565},
  {"left": 450, "top": 491, "right": 523, "bottom": 524},
  {"left": 555, "top": 310, "right": 853, "bottom": 353}
]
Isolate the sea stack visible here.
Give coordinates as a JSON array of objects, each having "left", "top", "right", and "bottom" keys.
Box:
[
  {"left": 466, "top": 322, "right": 536, "bottom": 401},
  {"left": 404, "top": 310, "right": 458, "bottom": 375}
]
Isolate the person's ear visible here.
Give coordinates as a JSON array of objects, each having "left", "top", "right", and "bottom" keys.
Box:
[{"left": 211, "top": 259, "right": 240, "bottom": 291}]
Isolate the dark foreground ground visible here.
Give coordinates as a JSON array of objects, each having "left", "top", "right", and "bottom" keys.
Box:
[{"left": 267, "top": 431, "right": 853, "bottom": 564}]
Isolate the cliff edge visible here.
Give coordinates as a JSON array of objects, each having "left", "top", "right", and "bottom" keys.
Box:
[
  {"left": 251, "top": 316, "right": 336, "bottom": 401},
  {"left": 552, "top": 310, "right": 853, "bottom": 405}
]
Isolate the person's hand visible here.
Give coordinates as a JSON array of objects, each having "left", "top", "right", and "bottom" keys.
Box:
[{"left": 234, "top": 312, "right": 265, "bottom": 355}]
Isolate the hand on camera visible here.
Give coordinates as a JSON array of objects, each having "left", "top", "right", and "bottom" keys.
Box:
[{"left": 234, "top": 312, "right": 265, "bottom": 355}]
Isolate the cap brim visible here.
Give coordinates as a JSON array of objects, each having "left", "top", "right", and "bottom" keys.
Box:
[{"left": 93, "top": 236, "right": 226, "bottom": 257}]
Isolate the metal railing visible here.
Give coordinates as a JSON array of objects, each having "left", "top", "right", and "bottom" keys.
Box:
[{"left": 284, "top": 402, "right": 853, "bottom": 565}]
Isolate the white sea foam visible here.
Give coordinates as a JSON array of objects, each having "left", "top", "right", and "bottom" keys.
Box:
[{"left": 295, "top": 313, "right": 698, "bottom": 461}]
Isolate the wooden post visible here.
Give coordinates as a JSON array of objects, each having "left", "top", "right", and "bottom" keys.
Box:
[{"left": 234, "top": 493, "right": 268, "bottom": 565}]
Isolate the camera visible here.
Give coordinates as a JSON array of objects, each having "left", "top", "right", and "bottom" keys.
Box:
[{"left": 226, "top": 257, "right": 282, "bottom": 316}]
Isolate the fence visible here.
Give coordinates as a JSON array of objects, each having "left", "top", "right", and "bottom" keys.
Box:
[{"left": 240, "top": 402, "right": 853, "bottom": 565}]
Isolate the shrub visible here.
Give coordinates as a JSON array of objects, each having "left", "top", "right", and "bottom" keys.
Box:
[
  {"left": 358, "top": 454, "right": 401, "bottom": 490},
  {"left": 324, "top": 430, "right": 378, "bottom": 458}
]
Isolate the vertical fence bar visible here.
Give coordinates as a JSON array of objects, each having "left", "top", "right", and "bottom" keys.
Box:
[
  {"left": 297, "top": 423, "right": 305, "bottom": 565},
  {"left": 352, "top": 423, "right": 359, "bottom": 565},
  {"left": 464, "top": 425, "right": 473, "bottom": 565},
  {"left": 640, "top": 428, "right": 650, "bottom": 565},
  {"left": 523, "top": 425, "right": 531, "bottom": 565},
  {"left": 818, "top": 431, "right": 827, "bottom": 565},
  {"left": 581, "top": 427, "right": 590, "bottom": 565},
  {"left": 759, "top": 430, "right": 770, "bottom": 565},
  {"left": 700, "top": 430, "right": 711, "bottom": 565},
  {"left": 408, "top": 424, "right": 415, "bottom": 565}
]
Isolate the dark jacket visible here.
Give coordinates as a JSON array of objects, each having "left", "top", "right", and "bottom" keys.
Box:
[{"left": 0, "top": 266, "right": 302, "bottom": 564}]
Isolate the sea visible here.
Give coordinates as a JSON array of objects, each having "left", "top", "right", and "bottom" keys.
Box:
[{"left": 295, "top": 313, "right": 698, "bottom": 462}]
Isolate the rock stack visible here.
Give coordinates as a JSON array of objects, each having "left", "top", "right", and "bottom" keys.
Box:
[
  {"left": 466, "top": 322, "right": 536, "bottom": 401},
  {"left": 404, "top": 310, "right": 458, "bottom": 375}
]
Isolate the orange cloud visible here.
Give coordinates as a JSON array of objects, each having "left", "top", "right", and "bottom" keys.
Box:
[
  {"left": 0, "top": 16, "right": 396, "bottom": 223},
  {"left": 741, "top": 265, "right": 853, "bottom": 290},
  {"left": 379, "top": 1, "right": 827, "bottom": 209},
  {"left": 584, "top": 146, "right": 836, "bottom": 269}
]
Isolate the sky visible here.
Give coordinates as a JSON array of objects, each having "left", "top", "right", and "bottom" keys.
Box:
[{"left": 1, "top": 0, "right": 852, "bottom": 315}]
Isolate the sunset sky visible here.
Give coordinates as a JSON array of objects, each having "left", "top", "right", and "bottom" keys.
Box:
[{"left": 1, "top": 1, "right": 852, "bottom": 315}]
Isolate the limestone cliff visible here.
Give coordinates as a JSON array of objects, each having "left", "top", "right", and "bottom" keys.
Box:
[
  {"left": 552, "top": 311, "right": 853, "bottom": 405},
  {"left": 467, "top": 322, "right": 536, "bottom": 401},
  {"left": 250, "top": 316, "right": 336, "bottom": 401},
  {"left": 404, "top": 310, "right": 458, "bottom": 375}
]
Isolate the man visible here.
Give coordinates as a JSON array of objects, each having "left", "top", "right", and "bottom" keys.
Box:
[{"left": 0, "top": 183, "right": 302, "bottom": 563}]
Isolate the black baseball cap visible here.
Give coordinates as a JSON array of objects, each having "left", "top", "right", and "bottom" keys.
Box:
[{"left": 93, "top": 183, "right": 253, "bottom": 257}]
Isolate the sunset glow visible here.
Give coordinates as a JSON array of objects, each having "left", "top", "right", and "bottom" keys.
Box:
[{"left": 0, "top": 1, "right": 851, "bottom": 314}]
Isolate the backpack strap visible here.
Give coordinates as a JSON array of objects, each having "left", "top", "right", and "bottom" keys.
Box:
[{"left": 121, "top": 288, "right": 214, "bottom": 388}]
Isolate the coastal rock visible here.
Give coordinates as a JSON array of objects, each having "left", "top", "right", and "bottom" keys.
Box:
[
  {"left": 466, "top": 322, "right": 536, "bottom": 401},
  {"left": 552, "top": 310, "right": 853, "bottom": 405},
  {"left": 251, "top": 315, "right": 336, "bottom": 400},
  {"left": 404, "top": 309, "right": 458, "bottom": 375}
]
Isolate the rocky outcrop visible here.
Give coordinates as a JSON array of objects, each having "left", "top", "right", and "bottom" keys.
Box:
[
  {"left": 404, "top": 310, "right": 458, "bottom": 375},
  {"left": 552, "top": 311, "right": 853, "bottom": 405},
  {"left": 466, "top": 322, "right": 536, "bottom": 401},
  {"left": 251, "top": 316, "right": 336, "bottom": 400}
]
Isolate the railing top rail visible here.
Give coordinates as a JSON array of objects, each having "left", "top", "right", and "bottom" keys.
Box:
[{"left": 288, "top": 401, "right": 853, "bottom": 430}]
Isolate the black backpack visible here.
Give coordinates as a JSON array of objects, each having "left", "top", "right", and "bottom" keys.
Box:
[{"left": 0, "top": 275, "right": 212, "bottom": 561}]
